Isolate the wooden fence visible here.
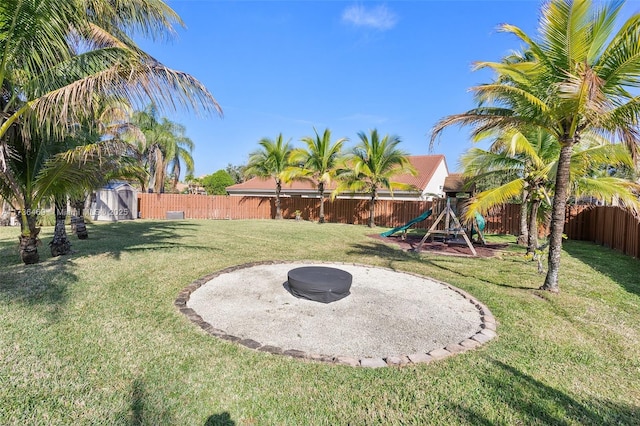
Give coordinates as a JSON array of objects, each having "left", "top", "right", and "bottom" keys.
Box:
[
  {"left": 565, "top": 205, "right": 640, "bottom": 260},
  {"left": 138, "top": 194, "right": 640, "bottom": 259},
  {"left": 138, "top": 193, "right": 520, "bottom": 234}
]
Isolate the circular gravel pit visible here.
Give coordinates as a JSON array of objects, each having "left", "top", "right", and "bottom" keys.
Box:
[{"left": 180, "top": 262, "right": 496, "bottom": 367}]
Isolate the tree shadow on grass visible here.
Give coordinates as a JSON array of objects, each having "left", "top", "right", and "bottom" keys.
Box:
[
  {"left": 0, "top": 220, "right": 218, "bottom": 316},
  {"left": 0, "top": 234, "right": 20, "bottom": 266},
  {"left": 120, "top": 377, "right": 235, "bottom": 425},
  {"left": 204, "top": 412, "right": 235, "bottom": 426},
  {"left": 77, "top": 220, "right": 222, "bottom": 260},
  {"left": 563, "top": 240, "right": 640, "bottom": 297},
  {"left": 123, "top": 378, "right": 175, "bottom": 425},
  {"left": 0, "top": 221, "right": 219, "bottom": 266},
  {"left": 347, "top": 241, "right": 535, "bottom": 290},
  {"left": 445, "top": 358, "right": 639, "bottom": 425},
  {"left": 0, "top": 255, "right": 75, "bottom": 322},
  {"left": 346, "top": 241, "right": 425, "bottom": 270}
]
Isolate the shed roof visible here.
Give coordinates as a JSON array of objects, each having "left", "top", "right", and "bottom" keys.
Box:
[
  {"left": 102, "top": 181, "right": 135, "bottom": 191},
  {"left": 443, "top": 173, "right": 473, "bottom": 194}
]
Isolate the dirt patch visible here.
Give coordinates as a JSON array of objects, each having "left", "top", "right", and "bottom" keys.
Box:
[{"left": 368, "top": 233, "right": 508, "bottom": 258}]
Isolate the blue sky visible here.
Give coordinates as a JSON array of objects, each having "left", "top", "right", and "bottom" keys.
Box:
[{"left": 133, "top": 1, "right": 630, "bottom": 177}]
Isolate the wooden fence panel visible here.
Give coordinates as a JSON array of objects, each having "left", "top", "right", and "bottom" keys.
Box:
[
  {"left": 138, "top": 193, "right": 274, "bottom": 220},
  {"left": 483, "top": 204, "right": 520, "bottom": 235},
  {"left": 565, "top": 205, "right": 591, "bottom": 240},
  {"left": 612, "top": 209, "right": 627, "bottom": 253},
  {"left": 630, "top": 216, "right": 640, "bottom": 259},
  {"left": 138, "top": 194, "right": 436, "bottom": 229},
  {"left": 563, "top": 205, "right": 640, "bottom": 260},
  {"left": 139, "top": 194, "right": 479, "bottom": 231}
]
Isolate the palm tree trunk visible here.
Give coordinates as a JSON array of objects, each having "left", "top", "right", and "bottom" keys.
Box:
[
  {"left": 171, "top": 161, "right": 180, "bottom": 193},
  {"left": 527, "top": 198, "right": 541, "bottom": 254},
  {"left": 17, "top": 206, "right": 40, "bottom": 264},
  {"left": 318, "top": 182, "right": 325, "bottom": 224},
  {"left": 50, "top": 197, "right": 72, "bottom": 257},
  {"left": 275, "top": 179, "right": 283, "bottom": 220},
  {"left": 154, "top": 147, "right": 166, "bottom": 194},
  {"left": 542, "top": 141, "right": 574, "bottom": 292},
  {"left": 517, "top": 190, "right": 529, "bottom": 245},
  {"left": 147, "top": 146, "right": 156, "bottom": 193},
  {"left": 71, "top": 198, "right": 88, "bottom": 239},
  {"left": 368, "top": 189, "right": 376, "bottom": 228}
]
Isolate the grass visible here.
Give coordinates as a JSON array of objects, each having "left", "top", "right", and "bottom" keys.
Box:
[{"left": 0, "top": 219, "right": 639, "bottom": 425}]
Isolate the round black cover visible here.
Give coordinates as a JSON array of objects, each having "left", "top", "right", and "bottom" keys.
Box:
[{"left": 287, "top": 266, "right": 352, "bottom": 303}]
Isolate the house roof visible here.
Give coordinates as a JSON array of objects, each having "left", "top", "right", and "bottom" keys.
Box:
[
  {"left": 226, "top": 154, "right": 447, "bottom": 194},
  {"left": 395, "top": 155, "right": 447, "bottom": 189},
  {"left": 226, "top": 175, "right": 322, "bottom": 192},
  {"left": 443, "top": 173, "right": 473, "bottom": 194}
]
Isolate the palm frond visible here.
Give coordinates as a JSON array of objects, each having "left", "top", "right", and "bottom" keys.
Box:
[
  {"left": 573, "top": 176, "right": 640, "bottom": 215},
  {"left": 464, "top": 179, "right": 525, "bottom": 220},
  {"left": 597, "top": 13, "right": 640, "bottom": 88}
]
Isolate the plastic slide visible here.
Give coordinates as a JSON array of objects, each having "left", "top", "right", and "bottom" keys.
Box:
[
  {"left": 471, "top": 212, "right": 486, "bottom": 235},
  {"left": 475, "top": 212, "right": 486, "bottom": 231},
  {"left": 380, "top": 209, "right": 432, "bottom": 238}
]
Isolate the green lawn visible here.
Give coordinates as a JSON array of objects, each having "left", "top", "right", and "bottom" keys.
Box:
[{"left": 1, "top": 220, "right": 638, "bottom": 425}]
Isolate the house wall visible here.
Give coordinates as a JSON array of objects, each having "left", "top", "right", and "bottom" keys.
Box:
[{"left": 422, "top": 160, "right": 448, "bottom": 200}]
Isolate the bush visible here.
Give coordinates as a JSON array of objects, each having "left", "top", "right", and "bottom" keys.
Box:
[{"left": 202, "top": 170, "right": 235, "bottom": 195}]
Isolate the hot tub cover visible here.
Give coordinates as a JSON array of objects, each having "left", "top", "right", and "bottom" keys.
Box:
[{"left": 287, "top": 266, "right": 352, "bottom": 303}]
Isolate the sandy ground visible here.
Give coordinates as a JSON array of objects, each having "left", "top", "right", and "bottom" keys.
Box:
[{"left": 187, "top": 263, "right": 484, "bottom": 359}]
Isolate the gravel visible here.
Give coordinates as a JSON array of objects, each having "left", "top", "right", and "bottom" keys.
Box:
[{"left": 187, "top": 263, "right": 483, "bottom": 359}]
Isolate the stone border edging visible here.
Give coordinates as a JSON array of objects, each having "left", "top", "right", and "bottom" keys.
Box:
[{"left": 175, "top": 260, "right": 498, "bottom": 368}]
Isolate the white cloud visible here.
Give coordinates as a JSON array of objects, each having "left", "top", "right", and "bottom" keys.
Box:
[{"left": 341, "top": 4, "right": 398, "bottom": 31}]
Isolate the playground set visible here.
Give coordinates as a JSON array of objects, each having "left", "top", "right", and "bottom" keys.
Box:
[{"left": 380, "top": 176, "right": 486, "bottom": 256}]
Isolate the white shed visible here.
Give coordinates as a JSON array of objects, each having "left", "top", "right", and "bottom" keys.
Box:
[{"left": 90, "top": 182, "right": 138, "bottom": 221}]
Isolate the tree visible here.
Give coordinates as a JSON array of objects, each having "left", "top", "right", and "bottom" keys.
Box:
[
  {"left": 130, "top": 105, "right": 195, "bottom": 193},
  {"left": 335, "top": 129, "right": 417, "bottom": 227},
  {"left": 432, "top": 0, "right": 640, "bottom": 292},
  {"left": 290, "top": 128, "right": 347, "bottom": 223},
  {"left": 166, "top": 129, "right": 195, "bottom": 193},
  {"left": 461, "top": 129, "right": 558, "bottom": 252},
  {"left": 225, "top": 164, "right": 246, "bottom": 184},
  {"left": 568, "top": 134, "right": 640, "bottom": 210},
  {"left": 47, "top": 144, "right": 144, "bottom": 257},
  {"left": 0, "top": 0, "right": 220, "bottom": 263},
  {"left": 461, "top": 129, "right": 639, "bottom": 254},
  {"left": 244, "top": 134, "right": 293, "bottom": 220},
  {"left": 202, "top": 170, "right": 235, "bottom": 195},
  {"left": 0, "top": 125, "right": 143, "bottom": 261}
]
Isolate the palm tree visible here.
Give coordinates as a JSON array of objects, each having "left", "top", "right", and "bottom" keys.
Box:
[
  {"left": 166, "top": 131, "right": 195, "bottom": 193},
  {"left": 65, "top": 99, "right": 145, "bottom": 241},
  {"left": 46, "top": 143, "right": 144, "bottom": 257},
  {"left": 461, "top": 129, "right": 639, "bottom": 254},
  {"left": 290, "top": 128, "right": 348, "bottom": 223},
  {"left": 0, "top": 126, "right": 142, "bottom": 262},
  {"left": 461, "top": 128, "right": 559, "bottom": 253},
  {"left": 1, "top": 0, "right": 220, "bottom": 263},
  {"left": 568, "top": 134, "right": 640, "bottom": 210},
  {"left": 130, "top": 106, "right": 195, "bottom": 193},
  {"left": 431, "top": 0, "right": 640, "bottom": 292},
  {"left": 335, "top": 129, "right": 417, "bottom": 227},
  {"left": 244, "top": 134, "right": 293, "bottom": 220}
]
